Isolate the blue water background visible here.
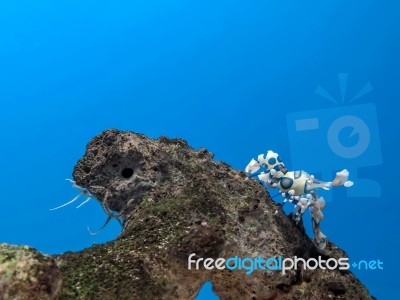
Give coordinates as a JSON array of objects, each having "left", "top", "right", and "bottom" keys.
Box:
[{"left": 0, "top": 1, "right": 398, "bottom": 299}]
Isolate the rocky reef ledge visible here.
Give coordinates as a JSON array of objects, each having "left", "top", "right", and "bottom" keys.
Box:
[{"left": 0, "top": 129, "right": 373, "bottom": 300}]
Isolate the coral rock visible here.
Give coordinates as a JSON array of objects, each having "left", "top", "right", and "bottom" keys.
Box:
[
  {"left": 1, "top": 129, "right": 374, "bottom": 300},
  {"left": 0, "top": 244, "right": 61, "bottom": 300}
]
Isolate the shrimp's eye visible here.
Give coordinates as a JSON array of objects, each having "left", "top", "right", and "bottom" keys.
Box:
[{"left": 121, "top": 168, "right": 134, "bottom": 179}]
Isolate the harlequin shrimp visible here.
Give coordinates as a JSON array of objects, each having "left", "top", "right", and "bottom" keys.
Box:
[{"left": 245, "top": 150, "right": 353, "bottom": 250}]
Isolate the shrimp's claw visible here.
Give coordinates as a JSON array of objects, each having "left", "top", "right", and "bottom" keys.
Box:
[
  {"left": 331, "top": 169, "right": 353, "bottom": 187},
  {"left": 245, "top": 158, "right": 261, "bottom": 174},
  {"left": 344, "top": 181, "right": 354, "bottom": 187}
]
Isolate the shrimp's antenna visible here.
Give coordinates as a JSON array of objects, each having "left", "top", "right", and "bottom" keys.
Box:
[
  {"left": 76, "top": 197, "right": 92, "bottom": 208},
  {"left": 50, "top": 193, "right": 83, "bottom": 211},
  {"left": 51, "top": 179, "right": 123, "bottom": 234},
  {"left": 50, "top": 179, "right": 93, "bottom": 211},
  {"left": 87, "top": 216, "right": 113, "bottom": 236},
  {"left": 86, "top": 193, "right": 124, "bottom": 235}
]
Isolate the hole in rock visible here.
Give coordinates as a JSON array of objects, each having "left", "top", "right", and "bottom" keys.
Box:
[{"left": 121, "top": 168, "right": 134, "bottom": 178}]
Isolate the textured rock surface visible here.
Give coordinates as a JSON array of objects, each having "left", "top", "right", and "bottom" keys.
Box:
[
  {"left": 1, "top": 129, "right": 374, "bottom": 299},
  {"left": 0, "top": 244, "right": 61, "bottom": 300}
]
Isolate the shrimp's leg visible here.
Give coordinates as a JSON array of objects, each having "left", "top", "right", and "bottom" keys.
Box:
[
  {"left": 309, "top": 194, "right": 327, "bottom": 249},
  {"left": 312, "top": 217, "right": 327, "bottom": 250},
  {"left": 292, "top": 198, "right": 309, "bottom": 223},
  {"left": 274, "top": 193, "right": 290, "bottom": 215}
]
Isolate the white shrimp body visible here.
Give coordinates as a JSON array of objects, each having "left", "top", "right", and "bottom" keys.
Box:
[
  {"left": 261, "top": 170, "right": 332, "bottom": 196},
  {"left": 274, "top": 171, "right": 313, "bottom": 195},
  {"left": 245, "top": 149, "right": 354, "bottom": 250}
]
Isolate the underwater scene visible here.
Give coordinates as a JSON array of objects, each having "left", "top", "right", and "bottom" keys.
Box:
[{"left": 0, "top": 1, "right": 398, "bottom": 299}]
